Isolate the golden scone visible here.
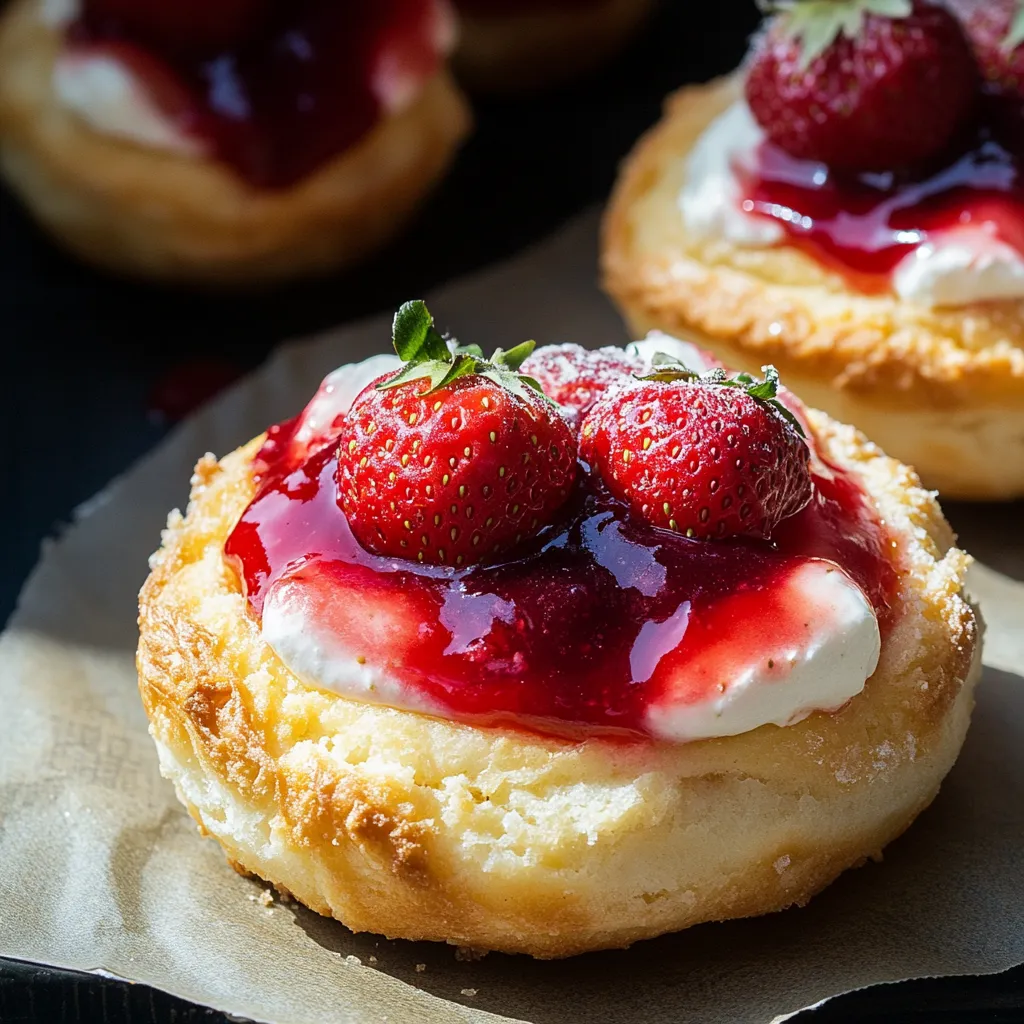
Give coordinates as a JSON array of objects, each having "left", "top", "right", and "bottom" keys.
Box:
[
  {"left": 137, "top": 409, "right": 979, "bottom": 958},
  {"left": 0, "top": 0, "right": 471, "bottom": 286},
  {"left": 454, "top": 0, "right": 654, "bottom": 93},
  {"left": 602, "top": 77, "right": 1024, "bottom": 500}
]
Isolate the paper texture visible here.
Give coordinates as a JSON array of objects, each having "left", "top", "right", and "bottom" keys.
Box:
[{"left": 2, "top": 212, "right": 1023, "bottom": 1024}]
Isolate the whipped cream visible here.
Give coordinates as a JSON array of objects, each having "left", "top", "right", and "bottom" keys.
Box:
[
  {"left": 892, "top": 226, "right": 1024, "bottom": 307},
  {"left": 678, "top": 102, "right": 784, "bottom": 248},
  {"left": 54, "top": 51, "right": 205, "bottom": 157},
  {"left": 645, "top": 562, "right": 879, "bottom": 742},
  {"left": 258, "top": 345, "right": 882, "bottom": 745},
  {"left": 680, "top": 101, "right": 1024, "bottom": 308}
]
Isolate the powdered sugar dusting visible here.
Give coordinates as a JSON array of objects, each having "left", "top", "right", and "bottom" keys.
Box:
[{"left": 522, "top": 343, "right": 644, "bottom": 429}]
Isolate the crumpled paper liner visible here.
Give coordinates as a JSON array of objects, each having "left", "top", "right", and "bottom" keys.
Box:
[{"left": 2, "top": 212, "right": 1022, "bottom": 1024}]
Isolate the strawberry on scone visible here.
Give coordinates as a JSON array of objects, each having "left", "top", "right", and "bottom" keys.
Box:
[
  {"left": 745, "top": 0, "right": 978, "bottom": 172},
  {"left": 580, "top": 358, "right": 812, "bottom": 540},
  {"left": 338, "top": 301, "right": 578, "bottom": 565}
]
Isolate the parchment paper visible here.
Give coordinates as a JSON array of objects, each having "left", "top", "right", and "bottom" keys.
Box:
[{"left": 2, "top": 212, "right": 1023, "bottom": 1024}]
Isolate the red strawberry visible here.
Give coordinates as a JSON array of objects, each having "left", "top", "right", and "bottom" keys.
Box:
[
  {"left": 949, "top": 0, "right": 1024, "bottom": 99},
  {"left": 337, "top": 301, "right": 577, "bottom": 566},
  {"left": 82, "top": 0, "right": 270, "bottom": 56},
  {"left": 745, "top": 0, "right": 978, "bottom": 173},
  {"left": 520, "top": 344, "right": 644, "bottom": 430},
  {"left": 580, "top": 363, "right": 812, "bottom": 541}
]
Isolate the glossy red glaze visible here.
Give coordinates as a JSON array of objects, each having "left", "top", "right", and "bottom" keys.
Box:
[
  {"left": 69, "top": 0, "right": 445, "bottom": 188},
  {"left": 736, "top": 94, "right": 1024, "bottom": 294},
  {"left": 223, "top": 405, "right": 898, "bottom": 739}
]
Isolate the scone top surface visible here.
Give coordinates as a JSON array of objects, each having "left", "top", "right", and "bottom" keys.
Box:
[{"left": 219, "top": 305, "right": 896, "bottom": 745}]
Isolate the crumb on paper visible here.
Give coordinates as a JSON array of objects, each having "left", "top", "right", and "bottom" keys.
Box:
[
  {"left": 345, "top": 954, "right": 362, "bottom": 966},
  {"left": 415, "top": 963, "right": 426, "bottom": 973},
  {"left": 256, "top": 888, "right": 273, "bottom": 907},
  {"left": 460, "top": 988, "right": 478, "bottom": 998},
  {"left": 454, "top": 946, "right": 488, "bottom": 962}
]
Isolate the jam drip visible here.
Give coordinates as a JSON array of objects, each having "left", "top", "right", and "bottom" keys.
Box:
[
  {"left": 69, "top": 0, "right": 444, "bottom": 188},
  {"left": 223, "top": 416, "right": 898, "bottom": 739},
  {"left": 735, "top": 94, "right": 1024, "bottom": 293}
]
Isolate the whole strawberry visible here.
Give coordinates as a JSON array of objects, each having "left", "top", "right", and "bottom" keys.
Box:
[
  {"left": 580, "top": 361, "right": 812, "bottom": 541},
  {"left": 746, "top": 0, "right": 978, "bottom": 173},
  {"left": 338, "top": 301, "right": 577, "bottom": 566},
  {"left": 520, "top": 344, "right": 643, "bottom": 431},
  {"left": 949, "top": 0, "right": 1024, "bottom": 99}
]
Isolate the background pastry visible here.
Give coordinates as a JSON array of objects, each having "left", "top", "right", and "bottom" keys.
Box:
[
  {"left": 0, "top": 0, "right": 470, "bottom": 284},
  {"left": 453, "top": 0, "right": 655, "bottom": 93},
  {"left": 603, "top": 0, "right": 1024, "bottom": 499},
  {"left": 138, "top": 309, "right": 979, "bottom": 958}
]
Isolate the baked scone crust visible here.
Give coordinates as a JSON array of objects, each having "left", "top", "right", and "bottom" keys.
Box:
[
  {"left": 602, "top": 77, "right": 1024, "bottom": 499},
  {"left": 0, "top": 0, "right": 471, "bottom": 285},
  {"left": 455, "top": 0, "right": 654, "bottom": 93},
  {"left": 137, "top": 410, "right": 979, "bottom": 958}
]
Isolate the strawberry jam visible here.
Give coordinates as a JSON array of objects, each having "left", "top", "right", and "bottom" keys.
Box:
[
  {"left": 67, "top": 0, "right": 447, "bottom": 188},
  {"left": 736, "top": 94, "right": 1024, "bottom": 294},
  {"left": 223, "top": 406, "right": 898, "bottom": 740}
]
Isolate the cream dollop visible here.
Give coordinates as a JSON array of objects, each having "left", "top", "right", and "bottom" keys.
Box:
[
  {"left": 54, "top": 51, "right": 205, "bottom": 156},
  {"left": 258, "top": 344, "right": 882, "bottom": 745},
  {"left": 644, "top": 562, "right": 880, "bottom": 743},
  {"left": 678, "top": 101, "right": 784, "bottom": 248},
  {"left": 680, "top": 100, "right": 1024, "bottom": 308},
  {"left": 892, "top": 226, "right": 1024, "bottom": 307}
]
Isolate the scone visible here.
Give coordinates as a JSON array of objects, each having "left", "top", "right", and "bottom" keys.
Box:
[
  {"left": 137, "top": 303, "right": 979, "bottom": 958},
  {"left": 603, "top": 0, "right": 1024, "bottom": 499},
  {"left": 0, "top": 0, "right": 470, "bottom": 285},
  {"left": 453, "top": 0, "right": 654, "bottom": 93}
]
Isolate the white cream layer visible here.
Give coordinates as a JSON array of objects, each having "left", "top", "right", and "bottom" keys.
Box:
[
  {"left": 644, "top": 562, "right": 880, "bottom": 742},
  {"left": 259, "top": 342, "right": 882, "bottom": 744},
  {"left": 680, "top": 101, "right": 1024, "bottom": 309}
]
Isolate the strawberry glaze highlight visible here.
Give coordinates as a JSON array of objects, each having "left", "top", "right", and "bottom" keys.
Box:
[
  {"left": 223, "top": 368, "right": 898, "bottom": 740},
  {"left": 735, "top": 93, "right": 1024, "bottom": 293}
]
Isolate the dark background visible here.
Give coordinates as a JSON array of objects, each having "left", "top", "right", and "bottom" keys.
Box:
[{"left": 2, "top": 1, "right": 1022, "bottom": 1020}]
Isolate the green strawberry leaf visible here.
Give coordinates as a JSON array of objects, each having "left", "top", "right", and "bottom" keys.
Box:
[
  {"left": 376, "top": 360, "right": 444, "bottom": 392},
  {"left": 379, "top": 302, "right": 559, "bottom": 408},
  {"left": 639, "top": 358, "right": 806, "bottom": 438},
  {"left": 392, "top": 300, "right": 450, "bottom": 364},
  {"left": 744, "top": 365, "right": 781, "bottom": 402},
  {"left": 763, "top": 0, "right": 912, "bottom": 69},
  {"left": 492, "top": 340, "right": 537, "bottom": 373},
  {"left": 428, "top": 353, "right": 479, "bottom": 393},
  {"left": 638, "top": 352, "right": 703, "bottom": 383}
]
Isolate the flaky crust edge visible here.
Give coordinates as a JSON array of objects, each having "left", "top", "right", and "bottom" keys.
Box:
[
  {"left": 601, "top": 77, "right": 1024, "bottom": 410},
  {"left": 137, "top": 412, "right": 979, "bottom": 958},
  {"left": 0, "top": 0, "right": 471, "bottom": 285}
]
